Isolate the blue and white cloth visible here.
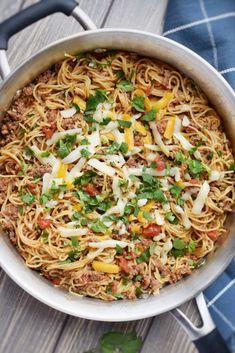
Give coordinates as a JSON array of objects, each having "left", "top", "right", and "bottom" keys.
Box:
[{"left": 163, "top": 1, "right": 235, "bottom": 351}]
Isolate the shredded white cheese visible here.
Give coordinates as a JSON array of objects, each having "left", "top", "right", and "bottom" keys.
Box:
[
  {"left": 149, "top": 122, "right": 170, "bottom": 156},
  {"left": 87, "top": 158, "right": 116, "bottom": 177},
  {"left": 46, "top": 128, "right": 81, "bottom": 146},
  {"left": 154, "top": 210, "right": 165, "bottom": 225},
  {"left": 192, "top": 181, "right": 210, "bottom": 215},
  {"left": 59, "top": 227, "right": 87, "bottom": 237},
  {"left": 89, "top": 240, "right": 131, "bottom": 249},
  {"left": 60, "top": 106, "right": 77, "bottom": 118}
]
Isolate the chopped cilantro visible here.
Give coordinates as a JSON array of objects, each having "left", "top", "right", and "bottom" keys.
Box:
[
  {"left": 206, "top": 152, "right": 214, "bottom": 160},
  {"left": 84, "top": 89, "right": 107, "bottom": 118},
  {"left": 80, "top": 148, "right": 91, "bottom": 159},
  {"left": 21, "top": 193, "right": 35, "bottom": 205},
  {"left": 188, "top": 147, "right": 197, "bottom": 155},
  {"left": 175, "top": 152, "right": 185, "bottom": 165},
  {"left": 217, "top": 150, "right": 223, "bottom": 157},
  {"left": 89, "top": 220, "right": 108, "bottom": 233},
  {"left": 116, "top": 80, "right": 134, "bottom": 92},
  {"left": 74, "top": 170, "right": 96, "bottom": 186},
  {"left": 41, "top": 151, "right": 50, "bottom": 158},
  {"left": 229, "top": 163, "right": 235, "bottom": 172},
  {"left": 165, "top": 212, "right": 178, "bottom": 224},
  {"left": 116, "top": 244, "right": 124, "bottom": 254},
  {"left": 25, "top": 147, "right": 34, "bottom": 157},
  {"left": 41, "top": 231, "right": 49, "bottom": 243},
  {"left": 188, "top": 240, "right": 196, "bottom": 253},
  {"left": 68, "top": 250, "right": 80, "bottom": 262},
  {"left": 142, "top": 211, "right": 153, "bottom": 221},
  {"left": 171, "top": 239, "right": 186, "bottom": 257},
  {"left": 132, "top": 96, "right": 145, "bottom": 112},
  {"left": 134, "top": 275, "right": 142, "bottom": 282},
  {"left": 71, "top": 238, "right": 80, "bottom": 248},
  {"left": 136, "top": 248, "right": 150, "bottom": 264},
  {"left": 141, "top": 108, "right": 157, "bottom": 122},
  {"left": 106, "top": 142, "right": 120, "bottom": 154},
  {"left": 81, "top": 138, "right": 89, "bottom": 145},
  {"left": 116, "top": 70, "right": 125, "bottom": 79},
  {"left": 17, "top": 162, "right": 29, "bottom": 176},
  {"left": 72, "top": 103, "right": 80, "bottom": 112},
  {"left": 71, "top": 212, "right": 82, "bottom": 221},
  {"left": 135, "top": 286, "right": 143, "bottom": 298},
  {"left": 169, "top": 185, "right": 182, "bottom": 199},
  {"left": 118, "top": 120, "right": 132, "bottom": 128},
  {"left": 187, "top": 159, "right": 204, "bottom": 178},
  {"left": 120, "top": 142, "right": 128, "bottom": 155},
  {"left": 100, "top": 117, "right": 111, "bottom": 126},
  {"left": 39, "top": 193, "right": 52, "bottom": 205},
  {"left": 56, "top": 134, "right": 77, "bottom": 159}
]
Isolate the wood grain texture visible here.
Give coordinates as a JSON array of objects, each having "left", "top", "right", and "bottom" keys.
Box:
[
  {"left": 104, "top": 0, "right": 168, "bottom": 34},
  {"left": 0, "top": 1, "right": 201, "bottom": 353}
]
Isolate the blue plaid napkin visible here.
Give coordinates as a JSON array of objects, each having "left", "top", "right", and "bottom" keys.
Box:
[{"left": 163, "top": 1, "right": 235, "bottom": 351}]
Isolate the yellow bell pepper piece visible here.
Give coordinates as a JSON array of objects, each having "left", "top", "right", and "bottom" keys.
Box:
[
  {"left": 156, "top": 108, "right": 167, "bottom": 121},
  {"left": 142, "top": 200, "right": 155, "bottom": 212},
  {"left": 66, "top": 182, "right": 74, "bottom": 190},
  {"left": 130, "top": 224, "right": 142, "bottom": 234},
  {"left": 175, "top": 181, "right": 185, "bottom": 189},
  {"left": 164, "top": 116, "right": 176, "bottom": 140},
  {"left": 107, "top": 111, "right": 116, "bottom": 120},
  {"left": 103, "top": 132, "right": 115, "bottom": 141},
  {"left": 73, "top": 204, "right": 82, "bottom": 211},
  {"left": 92, "top": 261, "right": 120, "bottom": 274},
  {"left": 137, "top": 211, "right": 146, "bottom": 224},
  {"left": 128, "top": 214, "right": 137, "bottom": 221},
  {"left": 143, "top": 132, "right": 153, "bottom": 145},
  {"left": 152, "top": 92, "right": 174, "bottom": 111},
  {"left": 123, "top": 114, "right": 134, "bottom": 151},
  {"left": 134, "top": 121, "right": 147, "bottom": 136},
  {"left": 134, "top": 89, "right": 145, "bottom": 97},
  {"left": 57, "top": 164, "right": 68, "bottom": 179},
  {"left": 73, "top": 95, "right": 86, "bottom": 111},
  {"left": 144, "top": 97, "right": 152, "bottom": 112}
]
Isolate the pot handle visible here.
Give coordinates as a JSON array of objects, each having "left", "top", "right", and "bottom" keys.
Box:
[
  {"left": 170, "top": 293, "right": 230, "bottom": 353},
  {"left": 0, "top": 0, "right": 96, "bottom": 78}
]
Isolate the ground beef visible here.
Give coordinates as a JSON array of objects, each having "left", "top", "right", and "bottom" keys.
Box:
[
  {"left": 126, "top": 155, "right": 147, "bottom": 167},
  {"left": 134, "top": 134, "right": 144, "bottom": 146},
  {"left": 61, "top": 114, "right": 82, "bottom": 130},
  {"left": 156, "top": 119, "right": 167, "bottom": 135},
  {"left": 150, "top": 278, "right": 162, "bottom": 291},
  {"left": 3, "top": 204, "right": 18, "bottom": 221},
  {"left": 46, "top": 109, "right": 59, "bottom": 123},
  {"left": 28, "top": 164, "right": 52, "bottom": 177},
  {"left": 80, "top": 272, "right": 105, "bottom": 284},
  {"left": 1, "top": 222, "right": 16, "bottom": 245},
  {"left": 169, "top": 265, "right": 192, "bottom": 283},
  {"left": 0, "top": 179, "right": 15, "bottom": 204},
  {"left": 36, "top": 69, "right": 54, "bottom": 84}
]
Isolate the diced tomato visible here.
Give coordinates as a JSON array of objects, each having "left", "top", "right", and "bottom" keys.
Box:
[
  {"left": 111, "top": 283, "right": 118, "bottom": 294},
  {"left": 52, "top": 278, "right": 60, "bottom": 285},
  {"left": 207, "top": 230, "right": 218, "bottom": 241},
  {"left": 142, "top": 224, "right": 161, "bottom": 237},
  {"left": 119, "top": 257, "right": 130, "bottom": 274},
  {"left": 156, "top": 157, "right": 165, "bottom": 172},
  {"left": 38, "top": 218, "right": 52, "bottom": 230},
  {"left": 84, "top": 184, "right": 99, "bottom": 197},
  {"left": 42, "top": 124, "right": 56, "bottom": 139}
]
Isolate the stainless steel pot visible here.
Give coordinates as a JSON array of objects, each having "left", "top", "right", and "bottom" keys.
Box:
[{"left": 0, "top": 2, "right": 234, "bottom": 353}]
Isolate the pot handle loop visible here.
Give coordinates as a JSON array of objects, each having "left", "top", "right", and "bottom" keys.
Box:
[
  {"left": 0, "top": 0, "right": 96, "bottom": 78},
  {"left": 170, "top": 292, "right": 230, "bottom": 353}
]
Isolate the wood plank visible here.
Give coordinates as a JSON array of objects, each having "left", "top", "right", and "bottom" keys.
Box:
[
  {"left": 0, "top": 271, "right": 67, "bottom": 353},
  {"left": 104, "top": 0, "right": 168, "bottom": 34},
  {"left": 54, "top": 316, "right": 152, "bottom": 353}
]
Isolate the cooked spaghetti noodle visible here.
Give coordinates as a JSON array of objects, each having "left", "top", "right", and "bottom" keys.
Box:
[{"left": 0, "top": 50, "right": 234, "bottom": 300}]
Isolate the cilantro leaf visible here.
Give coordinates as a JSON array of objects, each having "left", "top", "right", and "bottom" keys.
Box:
[
  {"left": 141, "top": 108, "right": 157, "bottom": 122},
  {"left": 39, "top": 193, "right": 52, "bottom": 205},
  {"left": 169, "top": 185, "right": 182, "bottom": 199},
  {"left": 136, "top": 248, "right": 150, "bottom": 264},
  {"left": 89, "top": 220, "right": 108, "bottom": 233},
  {"left": 118, "top": 120, "right": 132, "bottom": 128},
  {"left": 175, "top": 152, "right": 185, "bottom": 165},
  {"left": 56, "top": 134, "right": 77, "bottom": 159},
  {"left": 100, "top": 332, "right": 142, "bottom": 353},
  {"left": 132, "top": 96, "right": 145, "bottom": 112},
  {"left": 120, "top": 142, "right": 128, "bottom": 155},
  {"left": 80, "top": 148, "right": 91, "bottom": 159},
  {"left": 116, "top": 70, "right": 125, "bottom": 79},
  {"left": 188, "top": 240, "right": 196, "bottom": 253},
  {"left": 84, "top": 89, "right": 107, "bottom": 119},
  {"left": 187, "top": 159, "right": 204, "bottom": 177},
  {"left": 116, "top": 244, "right": 124, "bottom": 254},
  {"left": 21, "top": 193, "right": 35, "bottom": 205},
  {"left": 171, "top": 239, "right": 186, "bottom": 257},
  {"left": 116, "top": 80, "right": 134, "bottom": 92},
  {"left": 165, "top": 212, "right": 178, "bottom": 224}
]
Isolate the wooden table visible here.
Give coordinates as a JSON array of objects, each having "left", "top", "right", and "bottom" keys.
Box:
[{"left": 0, "top": 1, "right": 199, "bottom": 352}]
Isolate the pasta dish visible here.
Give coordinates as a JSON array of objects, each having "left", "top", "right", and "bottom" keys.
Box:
[{"left": 0, "top": 50, "right": 234, "bottom": 300}]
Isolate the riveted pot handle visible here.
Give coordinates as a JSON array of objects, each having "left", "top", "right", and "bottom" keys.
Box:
[{"left": 0, "top": 0, "right": 96, "bottom": 51}]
